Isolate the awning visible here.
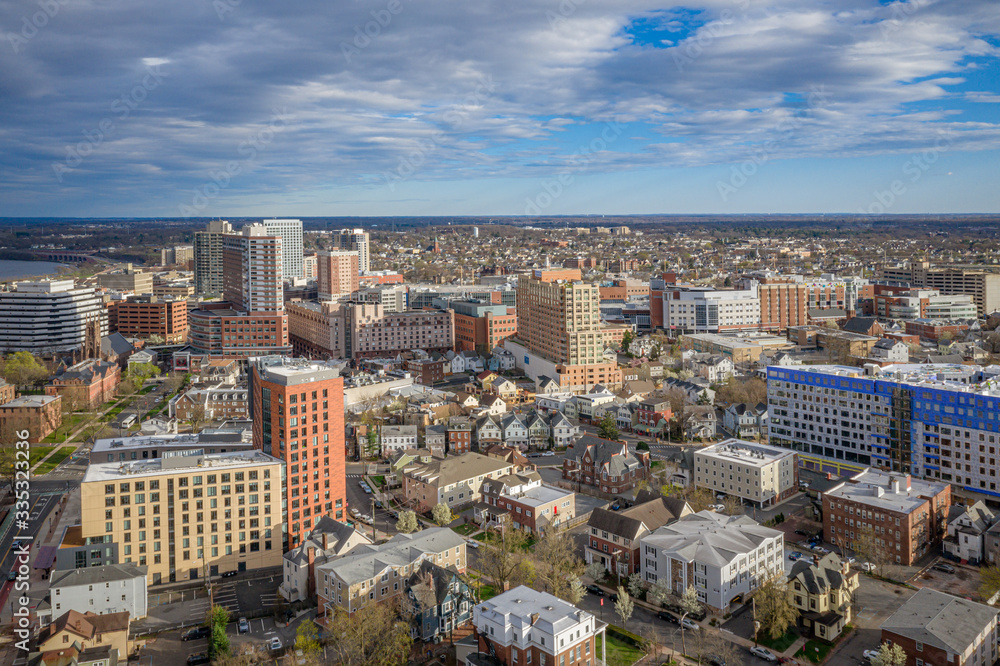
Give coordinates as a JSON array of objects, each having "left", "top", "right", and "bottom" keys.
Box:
[{"left": 34, "top": 545, "right": 58, "bottom": 570}]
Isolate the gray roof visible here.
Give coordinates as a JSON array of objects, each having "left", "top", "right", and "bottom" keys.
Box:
[
  {"left": 789, "top": 553, "right": 847, "bottom": 595},
  {"left": 842, "top": 317, "right": 879, "bottom": 334},
  {"left": 566, "top": 434, "right": 643, "bottom": 477},
  {"left": 642, "top": 511, "right": 784, "bottom": 567},
  {"left": 403, "top": 452, "right": 513, "bottom": 487},
  {"left": 283, "top": 516, "right": 371, "bottom": 566},
  {"left": 948, "top": 501, "right": 996, "bottom": 535},
  {"left": 881, "top": 588, "right": 999, "bottom": 655},
  {"left": 478, "top": 586, "right": 594, "bottom": 638},
  {"left": 825, "top": 470, "right": 948, "bottom": 515},
  {"left": 587, "top": 496, "right": 691, "bottom": 540},
  {"left": 319, "top": 527, "right": 465, "bottom": 586},
  {"left": 49, "top": 562, "right": 147, "bottom": 589}
]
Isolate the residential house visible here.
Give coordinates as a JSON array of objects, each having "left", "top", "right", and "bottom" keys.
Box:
[
  {"left": 575, "top": 389, "right": 617, "bottom": 424},
  {"left": 499, "top": 413, "right": 528, "bottom": 450},
  {"left": 491, "top": 377, "right": 519, "bottom": 403},
  {"left": 871, "top": 338, "right": 909, "bottom": 363},
  {"left": 662, "top": 377, "right": 716, "bottom": 404},
  {"left": 562, "top": 435, "right": 651, "bottom": 495},
  {"left": 683, "top": 406, "right": 717, "bottom": 440},
  {"left": 943, "top": 501, "right": 997, "bottom": 564},
  {"left": 640, "top": 511, "right": 785, "bottom": 612},
  {"left": 585, "top": 493, "right": 692, "bottom": 576},
  {"left": 402, "top": 452, "right": 516, "bottom": 511},
  {"left": 689, "top": 354, "right": 735, "bottom": 384},
  {"left": 536, "top": 376, "right": 562, "bottom": 395},
  {"left": 424, "top": 424, "right": 447, "bottom": 457},
  {"left": 478, "top": 471, "right": 576, "bottom": 534},
  {"left": 452, "top": 391, "right": 480, "bottom": 409},
  {"left": 548, "top": 412, "right": 577, "bottom": 448},
  {"left": 475, "top": 415, "right": 503, "bottom": 450},
  {"left": 788, "top": 553, "right": 859, "bottom": 641},
  {"left": 616, "top": 402, "right": 638, "bottom": 433},
  {"left": 524, "top": 411, "right": 550, "bottom": 448},
  {"left": 880, "top": 588, "right": 998, "bottom": 666},
  {"left": 723, "top": 403, "right": 768, "bottom": 439},
  {"left": 36, "top": 610, "right": 130, "bottom": 660},
  {"left": 280, "top": 517, "right": 373, "bottom": 603},
  {"left": 491, "top": 347, "right": 516, "bottom": 371},
  {"left": 381, "top": 425, "right": 419, "bottom": 456},
  {"left": 447, "top": 417, "right": 474, "bottom": 455},
  {"left": 483, "top": 445, "right": 533, "bottom": 473},
  {"left": 40, "top": 564, "right": 147, "bottom": 627},
  {"left": 26, "top": 644, "right": 118, "bottom": 666},
  {"left": 479, "top": 394, "right": 507, "bottom": 416},
  {"left": 402, "top": 560, "right": 475, "bottom": 643},
  {"left": 635, "top": 398, "right": 672, "bottom": 435}
]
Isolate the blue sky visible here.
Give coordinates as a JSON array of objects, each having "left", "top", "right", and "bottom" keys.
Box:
[{"left": 1, "top": 0, "right": 998, "bottom": 217}]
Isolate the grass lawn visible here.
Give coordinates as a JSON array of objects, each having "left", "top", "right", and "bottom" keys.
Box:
[
  {"left": 34, "top": 447, "right": 74, "bottom": 475},
  {"left": 651, "top": 460, "right": 664, "bottom": 470},
  {"left": 596, "top": 632, "right": 643, "bottom": 666},
  {"left": 452, "top": 523, "right": 477, "bottom": 536},
  {"left": 28, "top": 446, "right": 57, "bottom": 466},
  {"left": 139, "top": 385, "right": 156, "bottom": 395},
  {"left": 369, "top": 475, "right": 385, "bottom": 489},
  {"left": 42, "top": 413, "right": 88, "bottom": 443},
  {"left": 478, "top": 584, "right": 497, "bottom": 601},
  {"left": 758, "top": 629, "right": 798, "bottom": 653},
  {"left": 797, "top": 640, "right": 833, "bottom": 663},
  {"left": 472, "top": 532, "right": 489, "bottom": 542}
]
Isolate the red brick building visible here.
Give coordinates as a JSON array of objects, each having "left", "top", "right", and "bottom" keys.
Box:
[
  {"left": 904, "top": 319, "right": 970, "bottom": 341},
  {"left": 249, "top": 357, "right": 346, "bottom": 549},
  {"left": 478, "top": 470, "right": 576, "bottom": 534},
  {"left": 0, "top": 380, "right": 16, "bottom": 406},
  {"left": 636, "top": 398, "right": 671, "bottom": 429},
  {"left": 563, "top": 434, "right": 651, "bottom": 495},
  {"left": 0, "top": 394, "right": 62, "bottom": 443},
  {"left": 406, "top": 358, "right": 445, "bottom": 386},
  {"left": 585, "top": 492, "right": 691, "bottom": 576},
  {"left": 446, "top": 419, "right": 473, "bottom": 455},
  {"left": 46, "top": 359, "right": 121, "bottom": 410},
  {"left": 880, "top": 588, "right": 998, "bottom": 666},
  {"left": 109, "top": 295, "right": 188, "bottom": 343}
]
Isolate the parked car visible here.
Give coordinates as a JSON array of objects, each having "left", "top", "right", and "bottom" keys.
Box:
[
  {"left": 749, "top": 646, "right": 778, "bottom": 662},
  {"left": 237, "top": 617, "right": 249, "bottom": 634},
  {"left": 813, "top": 546, "right": 829, "bottom": 554},
  {"left": 863, "top": 649, "right": 880, "bottom": 662},
  {"left": 586, "top": 584, "right": 603, "bottom": 596},
  {"left": 788, "top": 551, "right": 803, "bottom": 561},
  {"left": 858, "top": 562, "right": 876, "bottom": 572},
  {"left": 707, "top": 656, "right": 727, "bottom": 666},
  {"left": 794, "top": 529, "right": 809, "bottom": 536},
  {"left": 608, "top": 592, "right": 618, "bottom": 603},
  {"left": 182, "top": 626, "right": 211, "bottom": 641},
  {"left": 680, "top": 618, "right": 700, "bottom": 631},
  {"left": 541, "top": 451, "right": 555, "bottom": 457},
  {"left": 709, "top": 504, "right": 725, "bottom": 512},
  {"left": 657, "top": 611, "right": 678, "bottom": 624},
  {"left": 221, "top": 570, "right": 237, "bottom": 578},
  {"left": 466, "top": 539, "right": 479, "bottom": 549},
  {"left": 6, "top": 570, "right": 16, "bottom": 581},
  {"left": 187, "top": 654, "right": 210, "bottom": 665},
  {"left": 268, "top": 637, "right": 283, "bottom": 651},
  {"left": 610, "top": 502, "right": 621, "bottom": 511},
  {"left": 932, "top": 562, "right": 956, "bottom": 574}
]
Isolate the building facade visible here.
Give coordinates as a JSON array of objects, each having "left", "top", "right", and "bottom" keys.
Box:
[
  {"left": 401, "top": 452, "right": 514, "bottom": 512},
  {"left": 0, "top": 394, "right": 62, "bottom": 443},
  {"left": 261, "top": 218, "right": 304, "bottom": 279},
  {"left": 661, "top": 285, "right": 761, "bottom": 334},
  {"left": 194, "top": 220, "right": 234, "bottom": 295},
  {"left": 110, "top": 295, "right": 188, "bottom": 343},
  {"left": 694, "top": 439, "right": 798, "bottom": 507},
  {"left": 337, "top": 228, "right": 370, "bottom": 273},
  {"left": 562, "top": 435, "right": 651, "bottom": 495},
  {"left": 880, "top": 588, "right": 998, "bottom": 666},
  {"left": 317, "top": 250, "right": 360, "bottom": 301},
  {"left": 880, "top": 261, "right": 1000, "bottom": 316},
  {"left": 0, "top": 280, "right": 108, "bottom": 353},
  {"left": 46, "top": 563, "right": 148, "bottom": 622}
]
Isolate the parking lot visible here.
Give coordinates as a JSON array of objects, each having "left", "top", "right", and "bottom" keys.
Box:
[
  {"left": 909, "top": 557, "right": 983, "bottom": 599},
  {"left": 139, "top": 612, "right": 304, "bottom": 665}
]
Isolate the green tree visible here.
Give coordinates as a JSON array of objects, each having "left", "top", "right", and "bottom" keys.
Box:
[
  {"left": 871, "top": 641, "right": 908, "bottom": 666},
  {"left": 396, "top": 510, "right": 419, "bottom": 534},
  {"left": 325, "top": 600, "right": 412, "bottom": 666},
  {"left": 294, "top": 621, "right": 322, "bottom": 657},
  {"left": 597, "top": 414, "right": 620, "bottom": 441},
  {"left": 206, "top": 605, "right": 231, "bottom": 659},
  {"left": 755, "top": 575, "right": 798, "bottom": 641},
  {"left": 620, "top": 330, "right": 634, "bottom": 354},
  {"left": 432, "top": 503, "right": 454, "bottom": 526},
  {"left": 2, "top": 351, "right": 48, "bottom": 389},
  {"left": 979, "top": 565, "right": 1000, "bottom": 601}
]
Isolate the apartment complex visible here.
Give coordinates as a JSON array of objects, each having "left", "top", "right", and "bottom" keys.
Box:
[
  {"left": 80, "top": 450, "right": 284, "bottom": 585},
  {"left": 110, "top": 295, "right": 188, "bottom": 343},
  {"left": 337, "top": 228, "right": 370, "bottom": 273},
  {"left": 262, "top": 218, "right": 304, "bottom": 279},
  {"left": 767, "top": 363, "right": 1000, "bottom": 496},
  {"left": 316, "top": 250, "right": 359, "bottom": 301},
  {"left": 639, "top": 511, "right": 784, "bottom": 612},
  {"left": 402, "top": 452, "right": 515, "bottom": 512},
  {"left": 316, "top": 527, "right": 465, "bottom": 616},
  {"left": 470, "top": 587, "right": 606, "bottom": 666},
  {"left": 249, "top": 356, "right": 347, "bottom": 548},
  {"left": 287, "top": 300, "right": 347, "bottom": 359},
  {"left": 586, "top": 494, "right": 692, "bottom": 576},
  {"left": 187, "top": 303, "right": 291, "bottom": 357},
  {"left": 350, "top": 303, "right": 454, "bottom": 358},
  {"left": 0, "top": 280, "right": 108, "bottom": 353},
  {"left": 478, "top": 471, "right": 576, "bottom": 534},
  {"left": 514, "top": 268, "right": 622, "bottom": 392},
  {"left": 0, "top": 394, "right": 62, "bottom": 443},
  {"left": 880, "top": 261, "right": 1000, "bottom": 315},
  {"left": 752, "top": 277, "right": 849, "bottom": 330},
  {"left": 661, "top": 285, "right": 761, "bottom": 334},
  {"left": 447, "top": 298, "right": 517, "bottom": 354},
  {"left": 222, "top": 224, "right": 284, "bottom": 314},
  {"left": 694, "top": 439, "right": 798, "bottom": 508},
  {"left": 823, "top": 469, "right": 950, "bottom": 566},
  {"left": 194, "top": 219, "right": 233, "bottom": 295}
]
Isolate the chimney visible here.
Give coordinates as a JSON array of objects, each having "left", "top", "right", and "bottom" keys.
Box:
[
  {"left": 890, "top": 475, "right": 902, "bottom": 494},
  {"left": 322, "top": 533, "right": 329, "bottom": 550},
  {"left": 308, "top": 547, "right": 316, "bottom": 567},
  {"left": 904, "top": 474, "right": 912, "bottom": 491}
]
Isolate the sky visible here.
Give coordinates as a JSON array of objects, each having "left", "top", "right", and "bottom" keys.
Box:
[{"left": 1, "top": 0, "right": 998, "bottom": 218}]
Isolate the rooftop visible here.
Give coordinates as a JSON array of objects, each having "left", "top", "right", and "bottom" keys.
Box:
[
  {"left": 1, "top": 394, "right": 60, "bottom": 408},
  {"left": 825, "top": 469, "right": 948, "bottom": 514},
  {"left": 252, "top": 355, "right": 342, "bottom": 384},
  {"left": 50, "top": 562, "right": 147, "bottom": 589},
  {"left": 318, "top": 527, "right": 465, "bottom": 586},
  {"left": 477, "top": 585, "right": 595, "bottom": 636},
  {"left": 92, "top": 428, "right": 252, "bottom": 453},
  {"left": 881, "top": 588, "right": 999, "bottom": 655},
  {"left": 696, "top": 438, "right": 796, "bottom": 466},
  {"left": 83, "top": 450, "right": 282, "bottom": 482}
]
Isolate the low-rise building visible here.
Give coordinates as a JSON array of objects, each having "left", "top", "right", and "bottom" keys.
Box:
[
  {"left": 110, "top": 295, "right": 189, "bottom": 343},
  {"left": 41, "top": 563, "right": 148, "bottom": 626},
  {"left": 0, "top": 394, "right": 61, "bottom": 443},
  {"left": 943, "top": 501, "right": 996, "bottom": 564},
  {"left": 822, "top": 470, "right": 951, "bottom": 566},
  {"left": 402, "top": 560, "right": 475, "bottom": 643},
  {"left": 316, "top": 527, "right": 466, "bottom": 617},
  {"left": 586, "top": 493, "right": 692, "bottom": 576},
  {"left": 380, "top": 425, "right": 418, "bottom": 456},
  {"left": 694, "top": 439, "right": 798, "bottom": 507},
  {"left": 402, "top": 452, "right": 515, "bottom": 512},
  {"left": 91, "top": 425, "right": 253, "bottom": 462},
  {"left": 279, "top": 517, "right": 372, "bottom": 603},
  {"left": 477, "top": 471, "right": 575, "bottom": 534},
  {"left": 469, "top": 586, "right": 606, "bottom": 666},
  {"left": 639, "top": 511, "right": 784, "bottom": 612},
  {"left": 45, "top": 359, "right": 121, "bottom": 410},
  {"left": 722, "top": 403, "right": 768, "bottom": 439},
  {"left": 36, "top": 610, "right": 131, "bottom": 660},
  {"left": 788, "top": 553, "right": 859, "bottom": 641},
  {"left": 170, "top": 383, "right": 248, "bottom": 421},
  {"left": 880, "top": 588, "right": 998, "bottom": 666},
  {"left": 562, "top": 434, "right": 651, "bottom": 495}
]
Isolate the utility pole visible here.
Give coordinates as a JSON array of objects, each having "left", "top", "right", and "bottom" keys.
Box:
[
  {"left": 752, "top": 596, "right": 759, "bottom": 647},
  {"left": 371, "top": 496, "right": 376, "bottom": 541}
]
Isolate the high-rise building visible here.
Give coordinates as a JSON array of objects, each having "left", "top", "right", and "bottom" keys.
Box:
[
  {"left": 661, "top": 285, "right": 761, "bottom": 333},
  {"left": 316, "top": 250, "right": 359, "bottom": 301},
  {"left": 337, "top": 228, "right": 370, "bottom": 273},
  {"left": 80, "top": 450, "right": 284, "bottom": 585},
  {"left": 249, "top": 356, "right": 346, "bottom": 549},
  {"left": 193, "top": 220, "right": 233, "bottom": 296},
  {"left": 262, "top": 218, "right": 304, "bottom": 279},
  {"left": 0, "top": 280, "right": 107, "bottom": 353},
  {"left": 108, "top": 295, "right": 188, "bottom": 344},
  {"left": 513, "top": 268, "right": 621, "bottom": 392},
  {"left": 880, "top": 261, "right": 1000, "bottom": 316},
  {"left": 222, "top": 224, "right": 284, "bottom": 314}
]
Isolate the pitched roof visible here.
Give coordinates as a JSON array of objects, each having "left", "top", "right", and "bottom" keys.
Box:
[
  {"left": 642, "top": 511, "right": 784, "bottom": 567},
  {"left": 39, "top": 610, "right": 130, "bottom": 644},
  {"left": 842, "top": 317, "right": 880, "bottom": 334},
  {"left": 403, "top": 452, "right": 512, "bottom": 487},
  {"left": 881, "top": 588, "right": 1000, "bottom": 655},
  {"left": 566, "top": 434, "right": 644, "bottom": 477},
  {"left": 789, "top": 553, "right": 847, "bottom": 595},
  {"left": 318, "top": 528, "right": 465, "bottom": 586},
  {"left": 587, "top": 496, "right": 691, "bottom": 540},
  {"left": 49, "top": 563, "right": 147, "bottom": 590}
]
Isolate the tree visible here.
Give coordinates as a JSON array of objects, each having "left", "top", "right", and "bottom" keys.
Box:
[
  {"left": 851, "top": 524, "right": 890, "bottom": 578},
  {"left": 626, "top": 572, "right": 644, "bottom": 598},
  {"left": 615, "top": 585, "right": 634, "bottom": 625},
  {"left": 126, "top": 362, "right": 161, "bottom": 386},
  {"left": 534, "top": 525, "right": 584, "bottom": 602},
  {"left": 677, "top": 585, "right": 701, "bottom": 657},
  {"left": 754, "top": 575, "right": 798, "bottom": 641},
  {"left": 597, "top": 414, "right": 620, "bottom": 441},
  {"left": 188, "top": 403, "right": 210, "bottom": 432},
  {"left": 682, "top": 487, "right": 715, "bottom": 512},
  {"left": 585, "top": 562, "right": 607, "bottom": 583},
  {"left": 206, "top": 604, "right": 231, "bottom": 659},
  {"left": 477, "top": 515, "right": 534, "bottom": 592},
  {"left": 294, "top": 621, "right": 322, "bottom": 658},
  {"left": 2, "top": 352, "right": 48, "bottom": 389},
  {"left": 870, "top": 641, "right": 908, "bottom": 666},
  {"left": 396, "top": 510, "right": 419, "bottom": 534},
  {"left": 621, "top": 330, "right": 634, "bottom": 354},
  {"left": 431, "top": 503, "right": 454, "bottom": 526},
  {"left": 979, "top": 565, "right": 1000, "bottom": 601},
  {"left": 325, "top": 600, "right": 413, "bottom": 666},
  {"left": 722, "top": 495, "right": 744, "bottom": 516},
  {"left": 566, "top": 576, "right": 586, "bottom": 605},
  {"left": 647, "top": 578, "right": 672, "bottom": 607}
]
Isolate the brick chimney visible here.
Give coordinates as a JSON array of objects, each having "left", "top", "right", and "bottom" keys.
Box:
[{"left": 322, "top": 532, "right": 329, "bottom": 550}]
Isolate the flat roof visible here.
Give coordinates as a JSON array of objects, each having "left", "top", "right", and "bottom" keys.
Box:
[
  {"left": 83, "top": 450, "right": 282, "bottom": 483},
  {"left": 697, "top": 438, "right": 796, "bottom": 466},
  {"left": 825, "top": 469, "right": 948, "bottom": 514}
]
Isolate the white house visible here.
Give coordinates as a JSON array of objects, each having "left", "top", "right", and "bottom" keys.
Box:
[
  {"left": 500, "top": 413, "right": 529, "bottom": 449},
  {"left": 640, "top": 511, "right": 784, "bottom": 612},
  {"left": 723, "top": 403, "right": 768, "bottom": 439},
  {"left": 491, "top": 346, "right": 517, "bottom": 371},
  {"left": 42, "top": 563, "right": 148, "bottom": 626},
  {"left": 279, "top": 517, "right": 373, "bottom": 603},
  {"left": 944, "top": 501, "right": 997, "bottom": 564},
  {"left": 548, "top": 412, "right": 578, "bottom": 447},
  {"left": 870, "top": 338, "right": 909, "bottom": 363},
  {"left": 689, "top": 354, "right": 735, "bottom": 384},
  {"left": 381, "top": 425, "right": 419, "bottom": 455}
]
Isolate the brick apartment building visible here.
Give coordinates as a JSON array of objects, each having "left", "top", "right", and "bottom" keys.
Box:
[
  {"left": 562, "top": 435, "right": 651, "bottom": 495},
  {"left": 585, "top": 493, "right": 692, "bottom": 576},
  {"left": 881, "top": 588, "right": 998, "bottom": 666},
  {"left": 0, "top": 394, "right": 62, "bottom": 442},
  {"left": 109, "top": 295, "right": 189, "bottom": 343},
  {"left": 904, "top": 319, "right": 970, "bottom": 341},
  {"left": 478, "top": 471, "right": 575, "bottom": 534},
  {"left": 46, "top": 359, "right": 121, "bottom": 410},
  {"left": 449, "top": 299, "right": 517, "bottom": 355},
  {"left": 406, "top": 358, "right": 446, "bottom": 386},
  {"left": 447, "top": 418, "right": 473, "bottom": 455},
  {"left": 823, "top": 470, "right": 951, "bottom": 566}
]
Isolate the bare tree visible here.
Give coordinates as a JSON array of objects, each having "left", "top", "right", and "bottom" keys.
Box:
[
  {"left": 325, "top": 599, "right": 412, "bottom": 666},
  {"left": 851, "top": 524, "right": 890, "bottom": 578},
  {"left": 534, "top": 525, "right": 584, "bottom": 602},
  {"left": 476, "top": 515, "right": 534, "bottom": 592},
  {"left": 722, "top": 495, "right": 744, "bottom": 516}
]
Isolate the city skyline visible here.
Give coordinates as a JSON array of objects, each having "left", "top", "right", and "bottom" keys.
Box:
[{"left": 1, "top": 0, "right": 997, "bottom": 217}]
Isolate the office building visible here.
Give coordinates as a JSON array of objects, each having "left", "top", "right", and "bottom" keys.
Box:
[
  {"left": 352, "top": 284, "right": 408, "bottom": 312},
  {"left": 823, "top": 469, "right": 950, "bottom": 565},
  {"left": 513, "top": 268, "right": 622, "bottom": 392},
  {"left": 249, "top": 356, "right": 346, "bottom": 548},
  {"left": 109, "top": 295, "right": 188, "bottom": 343},
  {"left": 187, "top": 303, "right": 290, "bottom": 358},
  {"left": 694, "top": 439, "right": 798, "bottom": 507},
  {"left": 347, "top": 303, "right": 454, "bottom": 358},
  {"left": 97, "top": 265, "right": 153, "bottom": 294},
  {"left": 194, "top": 220, "right": 233, "bottom": 296},
  {"left": 317, "top": 250, "right": 359, "bottom": 301},
  {"left": 0, "top": 280, "right": 107, "bottom": 353},
  {"left": 766, "top": 363, "right": 1000, "bottom": 495},
  {"left": 337, "top": 228, "right": 370, "bottom": 273},
  {"left": 80, "top": 449, "right": 284, "bottom": 585},
  {"left": 437, "top": 298, "right": 517, "bottom": 355},
  {"left": 469, "top": 587, "right": 605, "bottom": 666},
  {"left": 660, "top": 285, "right": 761, "bottom": 334},
  {"left": 880, "top": 261, "right": 1000, "bottom": 316},
  {"left": 261, "top": 218, "right": 304, "bottom": 279},
  {"left": 640, "top": 511, "right": 784, "bottom": 612},
  {"left": 874, "top": 288, "right": 978, "bottom": 320},
  {"left": 222, "top": 224, "right": 284, "bottom": 314}
]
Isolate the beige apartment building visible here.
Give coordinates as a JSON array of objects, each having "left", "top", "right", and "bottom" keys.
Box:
[
  {"left": 317, "top": 250, "right": 359, "bottom": 301},
  {"left": 287, "top": 300, "right": 347, "bottom": 359},
  {"left": 880, "top": 260, "right": 1000, "bottom": 315},
  {"left": 80, "top": 450, "right": 284, "bottom": 586},
  {"left": 402, "top": 452, "right": 515, "bottom": 512},
  {"left": 694, "top": 439, "right": 799, "bottom": 507}
]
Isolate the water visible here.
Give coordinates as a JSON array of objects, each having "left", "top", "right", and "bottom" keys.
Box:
[{"left": 0, "top": 260, "right": 68, "bottom": 281}]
